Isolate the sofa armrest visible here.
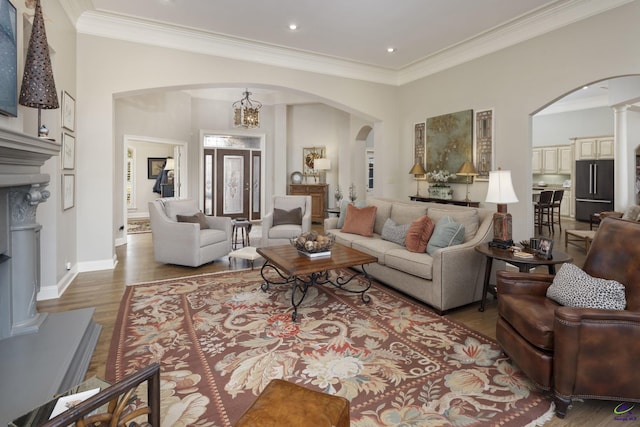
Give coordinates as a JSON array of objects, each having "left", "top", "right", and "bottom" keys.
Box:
[
  {"left": 324, "top": 217, "right": 339, "bottom": 231},
  {"left": 205, "top": 216, "right": 232, "bottom": 237}
]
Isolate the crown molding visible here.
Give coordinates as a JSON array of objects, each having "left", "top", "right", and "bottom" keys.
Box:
[
  {"left": 75, "top": 11, "right": 397, "bottom": 85},
  {"left": 74, "top": 0, "right": 633, "bottom": 87}
]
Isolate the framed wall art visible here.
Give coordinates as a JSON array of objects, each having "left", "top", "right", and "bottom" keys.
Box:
[
  {"left": 62, "top": 133, "right": 75, "bottom": 170},
  {"left": 413, "top": 122, "right": 426, "bottom": 179},
  {"left": 147, "top": 157, "right": 166, "bottom": 179},
  {"left": 62, "top": 174, "right": 75, "bottom": 210},
  {"left": 425, "top": 109, "right": 473, "bottom": 184},
  {"left": 302, "top": 146, "right": 325, "bottom": 178},
  {"left": 61, "top": 90, "right": 75, "bottom": 131},
  {"left": 474, "top": 109, "right": 494, "bottom": 181}
]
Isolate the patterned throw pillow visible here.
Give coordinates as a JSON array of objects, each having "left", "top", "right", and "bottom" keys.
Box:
[
  {"left": 381, "top": 218, "right": 411, "bottom": 246},
  {"left": 426, "top": 216, "right": 465, "bottom": 255},
  {"left": 546, "top": 263, "right": 626, "bottom": 310}
]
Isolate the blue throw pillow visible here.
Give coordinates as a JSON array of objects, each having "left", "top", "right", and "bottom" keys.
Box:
[
  {"left": 426, "top": 216, "right": 465, "bottom": 255},
  {"left": 337, "top": 199, "right": 367, "bottom": 229}
]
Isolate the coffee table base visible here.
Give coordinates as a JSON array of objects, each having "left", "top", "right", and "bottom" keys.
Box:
[{"left": 260, "top": 262, "right": 372, "bottom": 322}]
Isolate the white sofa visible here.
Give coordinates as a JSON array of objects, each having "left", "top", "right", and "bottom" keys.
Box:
[
  {"left": 149, "top": 199, "right": 232, "bottom": 267},
  {"left": 325, "top": 197, "right": 494, "bottom": 313}
]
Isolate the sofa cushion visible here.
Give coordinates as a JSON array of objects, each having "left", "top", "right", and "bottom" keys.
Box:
[
  {"left": 163, "top": 199, "right": 199, "bottom": 221},
  {"left": 426, "top": 216, "right": 465, "bottom": 255},
  {"left": 381, "top": 218, "right": 410, "bottom": 246},
  {"left": 176, "top": 212, "right": 210, "bottom": 229},
  {"left": 366, "top": 198, "right": 393, "bottom": 235},
  {"left": 428, "top": 208, "right": 479, "bottom": 242},
  {"left": 328, "top": 229, "right": 365, "bottom": 248},
  {"left": 385, "top": 249, "right": 434, "bottom": 280},
  {"left": 268, "top": 224, "right": 303, "bottom": 240},
  {"left": 405, "top": 215, "right": 435, "bottom": 253},
  {"left": 337, "top": 199, "right": 367, "bottom": 228},
  {"left": 200, "top": 228, "right": 229, "bottom": 246},
  {"left": 351, "top": 237, "right": 398, "bottom": 265},
  {"left": 273, "top": 207, "right": 302, "bottom": 226},
  {"left": 341, "top": 204, "right": 377, "bottom": 237},
  {"left": 390, "top": 204, "right": 428, "bottom": 226},
  {"left": 547, "top": 263, "right": 627, "bottom": 310},
  {"left": 622, "top": 205, "right": 640, "bottom": 221}
]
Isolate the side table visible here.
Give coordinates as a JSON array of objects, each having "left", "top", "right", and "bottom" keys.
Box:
[
  {"left": 474, "top": 243, "right": 573, "bottom": 312},
  {"left": 232, "top": 218, "right": 252, "bottom": 249}
]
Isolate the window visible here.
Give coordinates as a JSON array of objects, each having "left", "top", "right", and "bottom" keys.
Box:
[
  {"left": 126, "top": 147, "right": 136, "bottom": 209},
  {"left": 366, "top": 149, "right": 374, "bottom": 192}
]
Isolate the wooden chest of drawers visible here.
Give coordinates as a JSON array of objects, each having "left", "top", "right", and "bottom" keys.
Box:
[{"left": 289, "top": 184, "right": 328, "bottom": 224}]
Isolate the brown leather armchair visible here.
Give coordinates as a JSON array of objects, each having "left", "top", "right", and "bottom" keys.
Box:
[{"left": 496, "top": 217, "right": 640, "bottom": 418}]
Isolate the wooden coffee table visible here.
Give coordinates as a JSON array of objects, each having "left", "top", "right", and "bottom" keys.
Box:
[{"left": 257, "top": 243, "right": 378, "bottom": 321}]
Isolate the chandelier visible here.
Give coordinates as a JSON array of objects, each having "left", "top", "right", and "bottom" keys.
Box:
[{"left": 232, "top": 89, "right": 262, "bottom": 128}]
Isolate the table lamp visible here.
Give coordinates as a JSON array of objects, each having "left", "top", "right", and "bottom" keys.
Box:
[
  {"left": 315, "top": 158, "right": 331, "bottom": 184},
  {"left": 164, "top": 158, "right": 175, "bottom": 184},
  {"left": 409, "top": 162, "right": 427, "bottom": 196},
  {"left": 456, "top": 161, "right": 478, "bottom": 202},
  {"left": 485, "top": 169, "right": 518, "bottom": 249}
]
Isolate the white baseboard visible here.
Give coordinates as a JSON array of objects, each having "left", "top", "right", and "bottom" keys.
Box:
[
  {"left": 78, "top": 255, "right": 117, "bottom": 273},
  {"left": 128, "top": 212, "right": 150, "bottom": 219},
  {"left": 37, "top": 268, "right": 78, "bottom": 301},
  {"left": 115, "top": 236, "right": 127, "bottom": 247}
]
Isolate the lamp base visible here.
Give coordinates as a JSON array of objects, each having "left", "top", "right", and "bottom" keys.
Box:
[{"left": 492, "top": 211, "right": 513, "bottom": 245}]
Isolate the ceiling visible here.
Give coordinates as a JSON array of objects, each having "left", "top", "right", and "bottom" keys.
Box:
[
  {"left": 67, "top": 0, "right": 632, "bottom": 111},
  {"left": 74, "top": 0, "right": 631, "bottom": 85}
]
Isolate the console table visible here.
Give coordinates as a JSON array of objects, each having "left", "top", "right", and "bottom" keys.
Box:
[{"left": 410, "top": 195, "right": 480, "bottom": 207}]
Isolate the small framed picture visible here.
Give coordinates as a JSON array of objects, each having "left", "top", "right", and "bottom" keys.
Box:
[
  {"left": 62, "top": 133, "right": 75, "bottom": 170},
  {"left": 537, "top": 237, "right": 554, "bottom": 259},
  {"left": 62, "top": 174, "right": 75, "bottom": 210},
  {"left": 62, "top": 91, "right": 76, "bottom": 131},
  {"left": 147, "top": 157, "right": 166, "bottom": 179},
  {"left": 302, "top": 146, "right": 325, "bottom": 178}
]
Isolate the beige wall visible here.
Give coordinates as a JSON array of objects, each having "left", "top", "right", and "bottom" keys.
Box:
[{"left": 398, "top": 1, "right": 640, "bottom": 242}]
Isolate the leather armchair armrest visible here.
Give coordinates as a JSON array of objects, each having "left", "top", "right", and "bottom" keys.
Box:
[{"left": 496, "top": 270, "right": 554, "bottom": 296}]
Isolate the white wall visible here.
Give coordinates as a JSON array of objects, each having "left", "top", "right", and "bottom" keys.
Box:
[
  {"left": 398, "top": 1, "right": 640, "bottom": 243},
  {"left": 533, "top": 107, "right": 614, "bottom": 147}
]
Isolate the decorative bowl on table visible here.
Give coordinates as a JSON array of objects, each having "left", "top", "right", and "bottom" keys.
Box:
[{"left": 291, "top": 232, "right": 335, "bottom": 255}]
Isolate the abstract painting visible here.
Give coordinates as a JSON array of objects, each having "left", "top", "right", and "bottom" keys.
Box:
[{"left": 426, "top": 109, "right": 473, "bottom": 184}]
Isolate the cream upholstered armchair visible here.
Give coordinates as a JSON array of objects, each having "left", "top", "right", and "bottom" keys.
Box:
[
  {"left": 148, "top": 199, "right": 232, "bottom": 267},
  {"left": 262, "top": 195, "right": 312, "bottom": 247}
]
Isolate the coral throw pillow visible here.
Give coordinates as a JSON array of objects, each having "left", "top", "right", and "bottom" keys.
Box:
[
  {"left": 405, "top": 215, "right": 435, "bottom": 253},
  {"left": 341, "top": 204, "right": 378, "bottom": 237}
]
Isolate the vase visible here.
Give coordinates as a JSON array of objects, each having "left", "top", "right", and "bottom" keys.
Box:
[{"left": 428, "top": 185, "right": 453, "bottom": 200}]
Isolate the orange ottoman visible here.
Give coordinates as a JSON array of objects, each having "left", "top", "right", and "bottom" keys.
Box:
[{"left": 234, "top": 379, "right": 350, "bottom": 427}]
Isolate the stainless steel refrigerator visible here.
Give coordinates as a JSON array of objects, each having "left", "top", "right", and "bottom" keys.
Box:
[{"left": 575, "top": 159, "right": 614, "bottom": 221}]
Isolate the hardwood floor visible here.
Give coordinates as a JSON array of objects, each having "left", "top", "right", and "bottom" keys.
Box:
[{"left": 37, "top": 217, "right": 619, "bottom": 426}]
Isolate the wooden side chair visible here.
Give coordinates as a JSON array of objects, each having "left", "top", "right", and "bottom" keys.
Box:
[
  {"left": 550, "top": 189, "right": 564, "bottom": 232},
  {"left": 41, "top": 363, "right": 160, "bottom": 427}
]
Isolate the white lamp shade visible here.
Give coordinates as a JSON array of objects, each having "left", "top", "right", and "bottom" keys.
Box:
[
  {"left": 164, "top": 158, "right": 175, "bottom": 170},
  {"left": 485, "top": 170, "right": 518, "bottom": 204},
  {"left": 315, "top": 158, "right": 331, "bottom": 170}
]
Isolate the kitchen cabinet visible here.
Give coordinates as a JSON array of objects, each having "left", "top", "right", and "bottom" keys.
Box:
[
  {"left": 289, "top": 183, "right": 328, "bottom": 224},
  {"left": 532, "top": 145, "right": 572, "bottom": 174},
  {"left": 532, "top": 148, "right": 542, "bottom": 174},
  {"left": 573, "top": 136, "right": 614, "bottom": 160},
  {"left": 560, "top": 189, "right": 572, "bottom": 217},
  {"left": 558, "top": 146, "right": 573, "bottom": 174},
  {"left": 542, "top": 148, "right": 558, "bottom": 174}
]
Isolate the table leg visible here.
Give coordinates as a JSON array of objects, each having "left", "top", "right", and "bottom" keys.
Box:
[
  {"left": 479, "top": 257, "right": 493, "bottom": 312},
  {"left": 548, "top": 264, "right": 556, "bottom": 274}
]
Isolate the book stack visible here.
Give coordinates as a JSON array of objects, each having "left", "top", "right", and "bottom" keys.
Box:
[{"left": 513, "top": 251, "right": 534, "bottom": 259}]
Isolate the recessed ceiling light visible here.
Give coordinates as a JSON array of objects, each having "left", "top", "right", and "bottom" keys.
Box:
[
  {"left": 387, "top": 47, "right": 396, "bottom": 53},
  {"left": 289, "top": 24, "right": 298, "bottom": 31}
]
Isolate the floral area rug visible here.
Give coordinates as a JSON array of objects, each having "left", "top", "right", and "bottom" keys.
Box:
[
  {"left": 127, "top": 218, "right": 152, "bottom": 234},
  {"left": 107, "top": 269, "right": 554, "bottom": 426}
]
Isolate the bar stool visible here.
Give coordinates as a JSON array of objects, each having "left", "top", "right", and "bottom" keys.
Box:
[
  {"left": 533, "top": 190, "right": 553, "bottom": 235},
  {"left": 232, "top": 218, "right": 252, "bottom": 249},
  {"left": 550, "top": 189, "right": 564, "bottom": 233}
]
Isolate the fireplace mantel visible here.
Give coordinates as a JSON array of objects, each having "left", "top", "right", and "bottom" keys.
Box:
[{"left": 0, "top": 127, "right": 60, "bottom": 186}]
